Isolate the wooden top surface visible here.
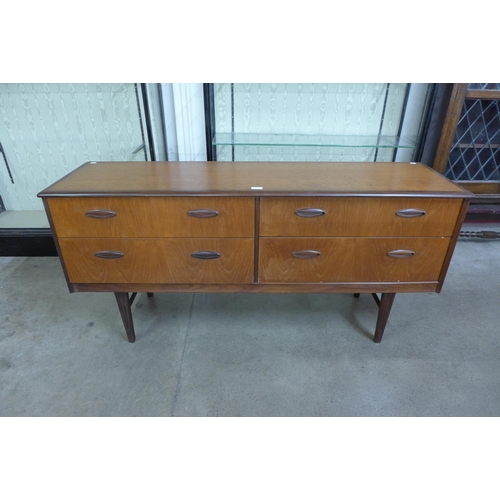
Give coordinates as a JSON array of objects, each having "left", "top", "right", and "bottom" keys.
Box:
[{"left": 38, "top": 161, "right": 472, "bottom": 198}]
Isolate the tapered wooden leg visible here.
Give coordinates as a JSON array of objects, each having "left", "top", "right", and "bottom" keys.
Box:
[
  {"left": 147, "top": 293, "right": 154, "bottom": 298},
  {"left": 114, "top": 292, "right": 136, "bottom": 343},
  {"left": 353, "top": 293, "right": 360, "bottom": 298},
  {"left": 374, "top": 293, "right": 396, "bottom": 343}
]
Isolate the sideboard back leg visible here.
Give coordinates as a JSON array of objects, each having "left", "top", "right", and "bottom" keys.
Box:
[
  {"left": 373, "top": 293, "right": 396, "bottom": 343},
  {"left": 114, "top": 292, "right": 136, "bottom": 343},
  {"left": 371, "top": 293, "right": 381, "bottom": 306},
  {"left": 147, "top": 293, "right": 154, "bottom": 298}
]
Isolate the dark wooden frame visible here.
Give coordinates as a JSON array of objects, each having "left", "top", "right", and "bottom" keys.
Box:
[{"left": 433, "top": 83, "right": 500, "bottom": 197}]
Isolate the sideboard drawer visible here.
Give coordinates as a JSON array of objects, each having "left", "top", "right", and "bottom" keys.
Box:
[
  {"left": 48, "top": 197, "right": 255, "bottom": 238},
  {"left": 260, "top": 197, "right": 462, "bottom": 237},
  {"left": 59, "top": 237, "right": 254, "bottom": 284},
  {"left": 259, "top": 237, "right": 451, "bottom": 283},
  {"left": 38, "top": 161, "right": 473, "bottom": 344}
]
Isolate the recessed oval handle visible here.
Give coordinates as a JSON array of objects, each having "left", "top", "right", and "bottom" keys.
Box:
[
  {"left": 292, "top": 250, "right": 321, "bottom": 259},
  {"left": 95, "top": 251, "right": 124, "bottom": 259},
  {"left": 396, "top": 208, "right": 426, "bottom": 218},
  {"left": 295, "top": 208, "right": 325, "bottom": 218},
  {"left": 191, "top": 251, "right": 221, "bottom": 260},
  {"left": 86, "top": 209, "right": 117, "bottom": 219},
  {"left": 188, "top": 209, "right": 219, "bottom": 218},
  {"left": 387, "top": 249, "right": 415, "bottom": 259}
]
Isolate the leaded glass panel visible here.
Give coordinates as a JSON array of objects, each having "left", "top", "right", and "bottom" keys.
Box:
[
  {"left": 445, "top": 99, "right": 500, "bottom": 181},
  {"left": 468, "top": 83, "right": 500, "bottom": 90}
]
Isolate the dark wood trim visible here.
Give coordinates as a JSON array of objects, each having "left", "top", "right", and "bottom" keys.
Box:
[
  {"left": 42, "top": 198, "right": 74, "bottom": 292},
  {"left": 419, "top": 162, "right": 474, "bottom": 196},
  {"left": 115, "top": 292, "right": 136, "bottom": 343},
  {"left": 457, "top": 182, "right": 500, "bottom": 195},
  {"left": 253, "top": 197, "right": 260, "bottom": 282},
  {"left": 72, "top": 281, "right": 440, "bottom": 294},
  {"left": 436, "top": 198, "right": 470, "bottom": 293},
  {"left": 118, "top": 288, "right": 397, "bottom": 344},
  {"left": 37, "top": 162, "right": 91, "bottom": 197},
  {"left": 465, "top": 90, "right": 500, "bottom": 100},
  {"left": 466, "top": 204, "right": 500, "bottom": 223},
  {"left": 38, "top": 191, "right": 473, "bottom": 199},
  {"left": 433, "top": 84, "right": 469, "bottom": 174},
  {"left": 36, "top": 162, "right": 467, "bottom": 198},
  {"left": 373, "top": 293, "right": 396, "bottom": 343}
]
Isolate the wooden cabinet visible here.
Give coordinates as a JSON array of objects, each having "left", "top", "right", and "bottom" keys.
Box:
[
  {"left": 38, "top": 161, "right": 472, "bottom": 344},
  {"left": 433, "top": 83, "right": 500, "bottom": 196}
]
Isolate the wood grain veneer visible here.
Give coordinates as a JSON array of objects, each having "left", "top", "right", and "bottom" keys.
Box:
[
  {"left": 258, "top": 237, "right": 450, "bottom": 283},
  {"left": 48, "top": 196, "right": 254, "bottom": 238},
  {"left": 38, "top": 161, "right": 473, "bottom": 343},
  {"left": 39, "top": 162, "right": 469, "bottom": 197},
  {"left": 59, "top": 237, "right": 254, "bottom": 284},
  {"left": 72, "top": 282, "right": 440, "bottom": 294},
  {"left": 260, "top": 197, "right": 462, "bottom": 237}
]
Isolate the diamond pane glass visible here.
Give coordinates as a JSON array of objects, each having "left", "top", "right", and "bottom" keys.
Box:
[
  {"left": 468, "top": 83, "right": 500, "bottom": 90},
  {"left": 445, "top": 99, "right": 500, "bottom": 181}
]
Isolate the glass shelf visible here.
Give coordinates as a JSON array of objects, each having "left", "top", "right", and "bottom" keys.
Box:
[{"left": 213, "top": 133, "right": 417, "bottom": 149}]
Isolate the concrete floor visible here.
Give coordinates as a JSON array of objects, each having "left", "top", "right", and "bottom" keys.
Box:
[{"left": 1, "top": 226, "right": 499, "bottom": 416}]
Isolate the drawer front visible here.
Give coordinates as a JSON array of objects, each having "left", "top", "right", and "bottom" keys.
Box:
[
  {"left": 260, "top": 197, "right": 462, "bottom": 237},
  {"left": 259, "top": 237, "right": 450, "bottom": 283},
  {"left": 48, "top": 197, "right": 254, "bottom": 238},
  {"left": 59, "top": 238, "right": 254, "bottom": 284}
]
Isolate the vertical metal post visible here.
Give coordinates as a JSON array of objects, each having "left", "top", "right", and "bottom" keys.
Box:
[
  {"left": 392, "top": 83, "right": 412, "bottom": 161},
  {"left": 374, "top": 83, "right": 391, "bottom": 162},
  {"left": 134, "top": 84, "right": 148, "bottom": 161},
  {"left": 140, "top": 83, "right": 157, "bottom": 161},
  {"left": 231, "top": 83, "right": 235, "bottom": 161},
  {"left": 0, "top": 141, "right": 15, "bottom": 184},
  {"left": 203, "top": 83, "right": 216, "bottom": 161}
]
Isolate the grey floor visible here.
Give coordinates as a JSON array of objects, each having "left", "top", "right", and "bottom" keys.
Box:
[{"left": 1, "top": 225, "right": 499, "bottom": 417}]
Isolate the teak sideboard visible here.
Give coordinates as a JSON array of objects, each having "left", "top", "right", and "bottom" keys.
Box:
[{"left": 38, "top": 161, "right": 473, "bottom": 343}]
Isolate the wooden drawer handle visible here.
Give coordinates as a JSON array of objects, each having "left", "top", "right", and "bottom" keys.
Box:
[
  {"left": 292, "top": 250, "right": 321, "bottom": 259},
  {"left": 188, "top": 209, "right": 219, "bottom": 218},
  {"left": 95, "top": 251, "right": 124, "bottom": 259},
  {"left": 295, "top": 208, "right": 325, "bottom": 218},
  {"left": 387, "top": 249, "right": 415, "bottom": 259},
  {"left": 191, "top": 251, "right": 221, "bottom": 259},
  {"left": 85, "top": 209, "right": 117, "bottom": 219},
  {"left": 396, "top": 208, "right": 426, "bottom": 218}
]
